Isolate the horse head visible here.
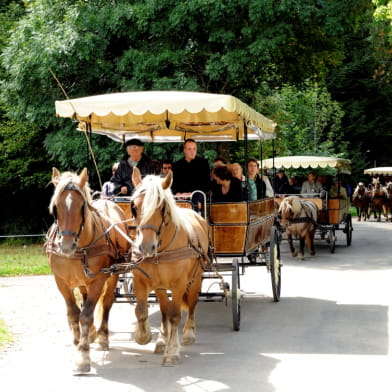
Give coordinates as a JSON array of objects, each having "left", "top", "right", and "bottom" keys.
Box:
[
  {"left": 49, "top": 167, "right": 91, "bottom": 255},
  {"left": 279, "top": 196, "right": 302, "bottom": 219},
  {"left": 131, "top": 167, "right": 177, "bottom": 257}
]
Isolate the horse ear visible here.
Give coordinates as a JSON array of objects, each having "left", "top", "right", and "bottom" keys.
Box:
[
  {"left": 52, "top": 167, "right": 61, "bottom": 185},
  {"left": 162, "top": 170, "right": 173, "bottom": 190},
  {"left": 132, "top": 167, "right": 142, "bottom": 187},
  {"left": 79, "top": 168, "right": 88, "bottom": 188}
]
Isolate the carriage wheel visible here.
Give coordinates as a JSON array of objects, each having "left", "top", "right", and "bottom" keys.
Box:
[
  {"left": 269, "top": 227, "right": 281, "bottom": 302},
  {"left": 345, "top": 214, "right": 353, "bottom": 246},
  {"left": 328, "top": 229, "right": 336, "bottom": 253},
  {"left": 231, "top": 258, "right": 241, "bottom": 331}
]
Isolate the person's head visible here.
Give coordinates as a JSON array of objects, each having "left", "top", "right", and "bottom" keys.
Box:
[
  {"left": 307, "top": 172, "right": 316, "bottom": 183},
  {"left": 161, "top": 160, "right": 172, "bottom": 176},
  {"left": 288, "top": 177, "right": 296, "bottom": 185},
  {"left": 277, "top": 169, "right": 285, "bottom": 179},
  {"left": 247, "top": 158, "right": 259, "bottom": 179},
  {"left": 229, "top": 163, "right": 243, "bottom": 180},
  {"left": 112, "top": 162, "right": 119, "bottom": 174},
  {"left": 213, "top": 156, "right": 228, "bottom": 167},
  {"left": 125, "top": 138, "right": 144, "bottom": 161},
  {"left": 212, "top": 165, "right": 232, "bottom": 184},
  {"left": 183, "top": 139, "right": 197, "bottom": 162}
]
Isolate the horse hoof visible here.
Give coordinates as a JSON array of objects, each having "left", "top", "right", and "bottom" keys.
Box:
[
  {"left": 154, "top": 341, "right": 166, "bottom": 354},
  {"left": 298, "top": 254, "right": 304, "bottom": 260},
  {"left": 181, "top": 336, "right": 195, "bottom": 346},
  {"left": 73, "top": 362, "right": 91, "bottom": 374},
  {"left": 310, "top": 251, "right": 315, "bottom": 256},
  {"left": 162, "top": 355, "right": 180, "bottom": 367},
  {"left": 291, "top": 251, "right": 298, "bottom": 258}
]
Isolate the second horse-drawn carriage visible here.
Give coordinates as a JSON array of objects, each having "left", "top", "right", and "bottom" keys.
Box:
[
  {"left": 49, "top": 91, "right": 282, "bottom": 371},
  {"left": 262, "top": 155, "right": 353, "bottom": 255}
]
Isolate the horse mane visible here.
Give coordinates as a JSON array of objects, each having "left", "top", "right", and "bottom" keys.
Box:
[
  {"left": 49, "top": 171, "right": 92, "bottom": 214},
  {"left": 131, "top": 175, "right": 192, "bottom": 236},
  {"left": 279, "top": 196, "right": 302, "bottom": 218}
]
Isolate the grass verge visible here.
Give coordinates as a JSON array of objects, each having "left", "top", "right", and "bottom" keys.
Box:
[
  {"left": 0, "top": 243, "right": 51, "bottom": 276},
  {"left": 0, "top": 319, "right": 13, "bottom": 350}
]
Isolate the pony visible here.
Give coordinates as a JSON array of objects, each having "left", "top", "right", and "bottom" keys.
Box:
[
  {"left": 352, "top": 182, "right": 371, "bottom": 221},
  {"left": 45, "top": 168, "right": 129, "bottom": 373},
  {"left": 130, "top": 168, "right": 209, "bottom": 366},
  {"left": 370, "top": 178, "right": 386, "bottom": 221},
  {"left": 278, "top": 195, "right": 318, "bottom": 260},
  {"left": 383, "top": 182, "right": 392, "bottom": 221}
]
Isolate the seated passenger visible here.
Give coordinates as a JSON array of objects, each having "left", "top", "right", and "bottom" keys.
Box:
[
  {"left": 101, "top": 162, "right": 119, "bottom": 198},
  {"left": 272, "top": 169, "right": 290, "bottom": 195},
  {"left": 329, "top": 178, "right": 348, "bottom": 200},
  {"left": 300, "top": 172, "right": 324, "bottom": 196},
  {"left": 211, "top": 165, "right": 244, "bottom": 203},
  {"left": 247, "top": 159, "right": 266, "bottom": 200}
]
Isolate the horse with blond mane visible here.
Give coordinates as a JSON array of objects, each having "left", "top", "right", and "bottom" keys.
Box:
[
  {"left": 278, "top": 195, "right": 318, "bottom": 260},
  {"left": 383, "top": 182, "right": 392, "bottom": 221},
  {"left": 129, "top": 168, "right": 209, "bottom": 366},
  {"left": 45, "top": 168, "right": 129, "bottom": 373},
  {"left": 370, "top": 178, "right": 386, "bottom": 221}
]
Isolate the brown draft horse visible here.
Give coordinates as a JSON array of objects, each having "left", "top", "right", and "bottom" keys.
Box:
[
  {"left": 352, "top": 182, "right": 371, "bottom": 221},
  {"left": 130, "top": 168, "right": 209, "bottom": 366},
  {"left": 45, "top": 168, "right": 129, "bottom": 373},
  {"left": 370, "top": 178, "right": 386, "bottom": 222},
  {"left": 383, "top": 182, "right": 392, "bottom": 221},
  {"left": 279, "top": 196, "right": 318, "bottom": 260}
]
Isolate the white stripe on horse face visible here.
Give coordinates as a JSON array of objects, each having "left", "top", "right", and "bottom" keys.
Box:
[{"left": 65, "top": 193, "right": 74, "bottom": 213}]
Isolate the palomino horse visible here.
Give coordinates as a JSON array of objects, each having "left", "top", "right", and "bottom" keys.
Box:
[
  {"left": 45, "top": 168, "right": 129, "bottom": 373},
  {"left": 383, "top": 182, "right": 392, "bottom": 221},
  {"left": 130, "top": 168, "right": 209, "bottom": 366},
  {"left": 370, "top": 178, "right": 386, "bottom": 221},
  {"left": 352, "top": 182, "right": 371, "bottom": 221},
  {"left": 279, "top": 195, "right": 318, "bottom": 260}
]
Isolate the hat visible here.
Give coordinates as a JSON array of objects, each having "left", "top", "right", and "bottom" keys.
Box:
[{"left": 125, "top": 138, "right": 144, "bottom": 147}]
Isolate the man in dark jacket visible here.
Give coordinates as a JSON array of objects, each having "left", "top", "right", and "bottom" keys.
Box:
[
  {"left": 272, "top": 169, "right": 290, "bottom": 195},
  {"left": 111, "top": 138, "right": 156, "bottom": 196},
  {"left": 172, "top": 139, "right": 211, "bottom": 211}
]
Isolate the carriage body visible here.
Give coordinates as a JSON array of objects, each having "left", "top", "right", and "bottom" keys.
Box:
[{"left": 55, "top": 90, "right": 281, "bottom": 331}]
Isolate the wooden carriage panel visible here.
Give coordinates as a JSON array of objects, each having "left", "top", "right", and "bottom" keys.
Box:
[
  {"left": 209, "top": 225, "right": 247, "bottom": 254},
  {"left": 208, "top": 202, "right": 247, "bottom": 224},
  {"left": 245, "top": 215, "right": 275, "bottom": 252},
  {"left": 249, "top": 198, "right": 275, "bottom": 221},
  {"left": 327, "top": 198, "right": 349, "bottom": 224}
]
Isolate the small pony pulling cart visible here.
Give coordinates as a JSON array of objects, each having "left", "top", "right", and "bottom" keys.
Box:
[
  {"left": 262, "top": 155, "right": 353, "bottom": 257},
  {"left": 48, "top": 91, "right": 281, "bottom": 372}
]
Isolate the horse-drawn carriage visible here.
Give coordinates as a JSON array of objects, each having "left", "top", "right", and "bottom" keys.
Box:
[
  {"left": 363, "top": 167, "right": 392, "bottom": 221},
  {"left": 50, "top": 91, "right": 281, "bottom": 371},
  {"left": 262, "top": 155, "right": 353, "bottom": 255}
]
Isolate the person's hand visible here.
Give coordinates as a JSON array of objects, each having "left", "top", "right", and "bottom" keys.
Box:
[{"left": 120, "top": 186, "right": 128, "bottom": 195}]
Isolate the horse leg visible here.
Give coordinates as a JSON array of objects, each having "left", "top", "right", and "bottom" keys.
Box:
[
  {"left": 287, "top": 234, "right": 297, "bottom": 257},
  {"left": 75, "top": 279, "right": 106, "bottom": 373},
  {"left": 356, "top": 207, "right": 361, "bottom": 221},
  {"left": 162, "top": 291, "right": 183, "bottom": 366},
  {"left": 134, "top": 278, "right": 152, "bottom": 345},
  {"left": 154, "top": 289, "right": 170, "bottom": 354},
  {"left": 94, "top": 274, "right": 118, "bottom": 351},
  {"left": 306, "top": 229, "right": 316, "bottom": 256},
  {"left": 181, "top": 269, "right": 203, "bottom": 346},
  {"left": 298, "top": 237, "right": 305, "bottom": 260},
  {"left": 54, "top": 276, "right": 81, "bottom": 346}
]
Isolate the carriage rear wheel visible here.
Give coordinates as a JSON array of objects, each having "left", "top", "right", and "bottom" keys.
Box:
[
  {"left": 231, "top": 258, "right": 241, "bottom": 331},
  {"left": 345, "top": 214, "right": 353, "bottom": 246},
  {"left": 328, "top": 229, "right": 336, "bottom": 253},
  {"left": 269, "top": 227, "right": 281, "bottom": 302}
]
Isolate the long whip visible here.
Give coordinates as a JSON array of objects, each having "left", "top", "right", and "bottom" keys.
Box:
[{"left": 48, "top": 67, "right": 102, "bottom": 188}]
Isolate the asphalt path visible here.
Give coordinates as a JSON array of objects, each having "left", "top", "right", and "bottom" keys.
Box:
[{"left": 1, "top": 219, "right": 392, "bottom": 391}]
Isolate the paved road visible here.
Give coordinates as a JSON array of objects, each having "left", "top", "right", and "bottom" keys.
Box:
[{"left": 1, "top": 220, "right": 392, "bottom": 391}]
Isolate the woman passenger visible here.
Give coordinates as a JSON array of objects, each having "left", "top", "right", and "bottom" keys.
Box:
[{"left": 211, "top": 165, "right": 244, "bottom": 203}]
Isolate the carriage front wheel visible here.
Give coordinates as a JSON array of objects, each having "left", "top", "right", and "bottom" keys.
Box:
[
  {"left": 328, "top": 229, "right": 336, "bottom": 253},
  {"left": 269, "top": 226, "right": 281, "bottom": 302},
  {"left": 231, "top": 258, "right": 241, "bottom": 331}
]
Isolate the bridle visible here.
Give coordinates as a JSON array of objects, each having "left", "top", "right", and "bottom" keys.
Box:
[{"left": 52, "top": 181, "right": 87, "bottom": 244}]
